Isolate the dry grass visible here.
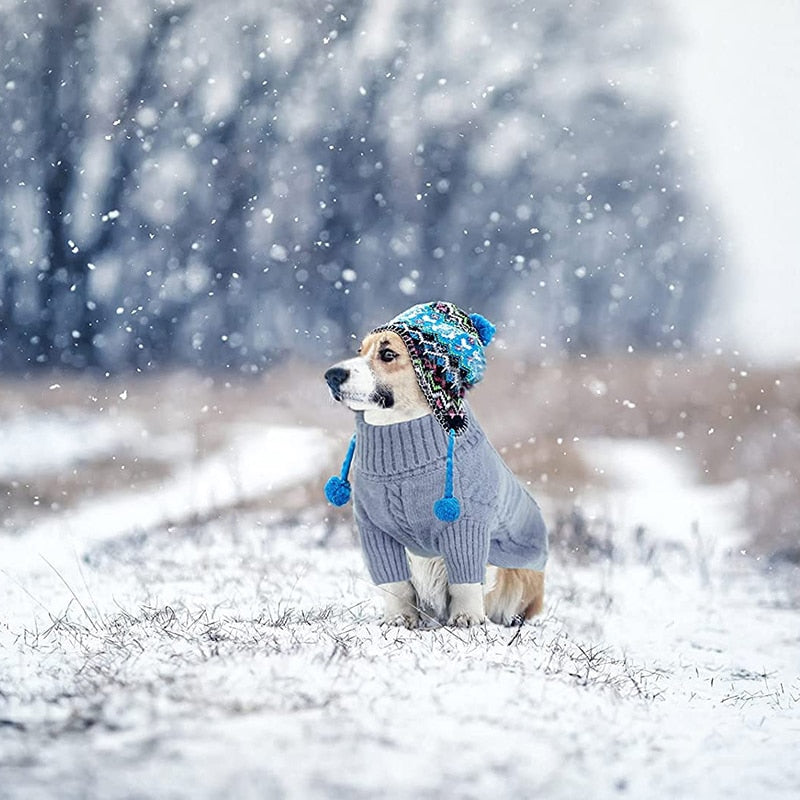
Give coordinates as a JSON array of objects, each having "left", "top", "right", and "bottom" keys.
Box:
[
  {"left": 1, "top": 352, "right": 798, "bottom": 558},
  {"left": 3, "top": 359, "right": 799, "bottom": 800},
  {"left": 470, "top": 353, "right": 800, "bottom": 559}
]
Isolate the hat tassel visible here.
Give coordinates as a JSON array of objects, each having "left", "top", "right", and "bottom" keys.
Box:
[
  {"left": 434, "top": 429, "right": 461, "bottom": 521},
  {"left": 325, "top": 434, "right": 356, "bottom": 506}
]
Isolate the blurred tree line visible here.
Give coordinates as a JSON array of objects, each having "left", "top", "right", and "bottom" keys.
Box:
[{"left": 0, "top": 0, "right": 716, "bottom": 373}]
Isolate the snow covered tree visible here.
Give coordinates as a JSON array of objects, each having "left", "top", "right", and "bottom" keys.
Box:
[
  {"left": 0, "top": 0, "right": 190, "bottom": 368},
  {"left": 0, "top": 0, "right": 717, "bottom": 372}
]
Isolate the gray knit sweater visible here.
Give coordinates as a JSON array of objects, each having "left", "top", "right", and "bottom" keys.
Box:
[{"left": 352, "top": 409, "right": 548, "bottom": 585}]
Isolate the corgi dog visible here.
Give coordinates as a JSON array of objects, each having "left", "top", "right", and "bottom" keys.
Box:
[{"left": 324, "top": 303, "right": 547, "bottom": 628}]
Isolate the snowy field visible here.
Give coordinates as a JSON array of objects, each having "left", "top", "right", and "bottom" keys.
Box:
[{"left": 1, "top": 367, "right": 799, "bottom": 799}]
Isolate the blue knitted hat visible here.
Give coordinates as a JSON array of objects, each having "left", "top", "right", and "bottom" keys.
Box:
[
  {"left": 326, "top": 301, "right": 496, "bottom": 522},
  {"left": 372, "top": 300, "right": 496, "bottom": 435}
]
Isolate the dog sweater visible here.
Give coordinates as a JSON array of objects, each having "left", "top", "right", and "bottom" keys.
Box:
[{"left": 351, "top": 409, "right": 548, "bottom": 585}]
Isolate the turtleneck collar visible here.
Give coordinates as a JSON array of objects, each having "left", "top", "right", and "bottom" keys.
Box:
[{"left": 353, "top": 406, "right": 484, "bottom": 476}]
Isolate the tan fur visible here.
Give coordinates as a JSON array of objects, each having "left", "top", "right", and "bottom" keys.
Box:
[
  {"left": 357, "top": 331, "right": 428, "bottom": 420},
  {"left": 485, "top": 568, "right": 545, "bottom": 625}
]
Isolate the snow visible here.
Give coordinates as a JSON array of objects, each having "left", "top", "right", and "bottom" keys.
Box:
[
  {"left": 0, "top": 410, "right": 160, "bottom": 481},
  {"left": 2, "top": 1, "right": 798, "bottom": 791},
  {"left": 578, "top": 437, "right": 748, "bottom": 551},
  {"left": 1, "top": 423, "right": 330, "bottom": 574},
  {"left": 1, "top": 410, "right": 798, "bottom": 799}
]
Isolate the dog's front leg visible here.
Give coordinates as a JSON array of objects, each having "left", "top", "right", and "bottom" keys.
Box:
[
  {"left": 379, "top": 580, "right": 419, "bottom": 628},
  {"left": 447, "top": 583, "right": 486, "bottom": 627},
  {"left": 440, "top": 521, "right": 489, "bottom": 627}
]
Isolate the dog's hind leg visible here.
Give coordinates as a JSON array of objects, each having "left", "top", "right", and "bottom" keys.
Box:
[{"left": 484, "top": 568, "right": 545, "bottom": 626}]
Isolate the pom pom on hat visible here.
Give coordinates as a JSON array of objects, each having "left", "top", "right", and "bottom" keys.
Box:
[
  {"left": 469, "top": 313, "right": 496, "bottom": 346},
  {"left": 324, "top": 475, "right": 351, "bottom": 506},
  {"left": 434, "top": 495, "right": 461, "bottom": 522},
  {"left": 325, "top": 434, "right": 356, "bottom": 507}
]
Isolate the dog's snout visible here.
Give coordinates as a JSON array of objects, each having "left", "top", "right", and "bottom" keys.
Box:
[{"left": 325, "top": 366, "right": 349, "bottom": 395}]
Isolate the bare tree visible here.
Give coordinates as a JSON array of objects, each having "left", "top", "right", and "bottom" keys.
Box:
[
  {"left": 0, "top": 0, "right": 717, "bottom": 373},
  {"left": 31, "top": 1, "right": 188, "bottom": 367}
]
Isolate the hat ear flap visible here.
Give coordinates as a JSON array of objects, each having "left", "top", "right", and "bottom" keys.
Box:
[{"left": 469, "top": 313, "right": 496, "bottom": 346}]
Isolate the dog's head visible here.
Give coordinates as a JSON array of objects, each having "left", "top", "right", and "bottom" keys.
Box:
[
  {"left": 324, "top": 330, "right": 428, "bottom": 419},
  {"left": 325, "top": 301, "right": 496, "bottom": 429}
]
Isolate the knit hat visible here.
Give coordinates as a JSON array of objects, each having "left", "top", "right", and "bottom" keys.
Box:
[
  {"left": 325, "top": 301, "right": 496, "bottom": 522},
  {"left": 372, "top": 300, "right": 495, "bottom": 435}
]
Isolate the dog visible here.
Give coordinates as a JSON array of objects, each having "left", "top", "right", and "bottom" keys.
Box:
[{"left": 324, "top": 301, "right": 547, "bottom": 628}]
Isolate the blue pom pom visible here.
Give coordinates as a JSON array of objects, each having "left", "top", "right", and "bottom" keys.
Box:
[
  {"left": 469, "top": 313, "right": 496, "bottom": 346},
  {"left": 325, "top": 476, "right": 351, "bottom": 506},
  {"left": 433, "top": 496, "right": 461, "bottom": 522}
]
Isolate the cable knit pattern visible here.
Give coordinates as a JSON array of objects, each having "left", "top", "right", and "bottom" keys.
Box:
[{"left": 351, "top": 406, "right": 548, "bottom": 585}]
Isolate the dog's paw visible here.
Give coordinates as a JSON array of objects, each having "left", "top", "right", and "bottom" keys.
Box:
[
  {"left": 382, "top": 612, "right": 419, "bottom": 629},
  {"left": 447, "top": 583, "right": 486, "bottom": 628},
  {"left": 447, "top": 611, "right": 486, "bottom": 628}
]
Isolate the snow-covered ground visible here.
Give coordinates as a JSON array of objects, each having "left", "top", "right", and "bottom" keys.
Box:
[
  {"left": 1, "top": 407, "right": 798, "bottom": 799},
  {"left": 1, "top": 423, "right": 329, "bottom": 575}
]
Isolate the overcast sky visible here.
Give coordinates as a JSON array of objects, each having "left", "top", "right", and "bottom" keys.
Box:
[{"left": 666, "top": 0, "right": 800, "bottom": 364}]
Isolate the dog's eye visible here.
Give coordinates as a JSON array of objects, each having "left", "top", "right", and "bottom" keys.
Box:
[{"left": 379, "top": 349, "right": 397, "bottom": 363}]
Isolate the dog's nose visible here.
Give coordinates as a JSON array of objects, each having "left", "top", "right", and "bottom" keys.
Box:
[{"left": 325, "top": 366, "right": 349, "bottom": 395}]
